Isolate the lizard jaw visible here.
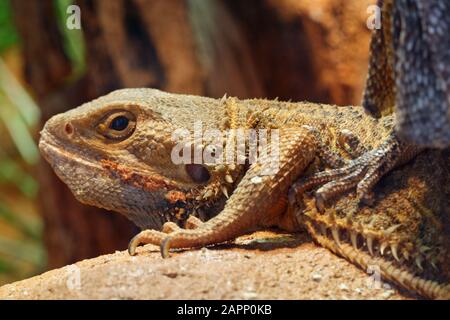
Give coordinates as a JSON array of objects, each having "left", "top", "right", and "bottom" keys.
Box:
[
  {"left": 39, "top": 136, "right": 102, "bottom": 172},
  {"left": 39, "top": 133, "right": 182, "bottom": 230}
]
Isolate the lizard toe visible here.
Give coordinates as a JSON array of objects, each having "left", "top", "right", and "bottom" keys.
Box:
[
  {"left": 127, "top": 229, "right": 167, "bottom": 256},
  {"left": 162, "top": 222, "right": 180, "bottom": 233},
  {"left": 185, "top": 215, "right": 204, "bottom": 229},
  {"left": 128, "top": 234, "right": 141, "bottom": 256},
  {"left": 160, "top": 236, "right": 172, "bottom": 258}
]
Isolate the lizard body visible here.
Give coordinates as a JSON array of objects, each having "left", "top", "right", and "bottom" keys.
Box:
[
  {"left": 39, "top": 89, "right": 449, "bottom": 299},
  {"left": 363, "top": 0, "right": 450, "bottom": 148}
]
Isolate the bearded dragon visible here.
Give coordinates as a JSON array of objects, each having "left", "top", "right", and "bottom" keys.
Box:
[
  {"left": 316, "top": 0, "right": 450, "bottom": 207},
  {"left": 39, "top": 89, "right": 449, "bottom": 299},
  {"left": 363, "top": 0, "right": 450, "bottom": 148}
]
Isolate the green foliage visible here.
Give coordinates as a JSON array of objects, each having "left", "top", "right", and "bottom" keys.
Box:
[
  {"left": 0, "top": 0, "right": 19, "bottom": 52},
  {"left": 0, "top": 0, "right": 87, "bottom": 285},
  {"left": 0, "top": 158, "right": 38, "bottom": 199},
  {"left": 0, "top": 58, "right": 45, "bottom": 283},
  {"left": 54, "top": 0, "right": 86, "bottom": 77},
  {"left": 0, "top": 234, "right": 46, "bottom": 283},
  {"left": 0, "top": 0, "right": 86, "bottom": 74},
  {"left": 0, "top": 59, "right": 40, "bottom": 164}
]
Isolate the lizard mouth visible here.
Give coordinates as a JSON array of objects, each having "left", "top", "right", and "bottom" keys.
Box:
[
  {"left": 38, "top": 132, "right": 114, "bottom": 207},
  {"left": 39, "top": 136, "right": 103, "bottom": 172},
  {"left": 38, "top": 130, "right": 191, "bottom": 230},
  {"left": 38, "top": 119, "right": 102, "bottom": 168}
]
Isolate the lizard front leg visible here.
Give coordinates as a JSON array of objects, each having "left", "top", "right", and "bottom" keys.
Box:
[
  {"left": 290, "top": 132, "right": 423, "bottom": 211},
  {"left": 128, "top": 127, "right": 318, "bottom": 258}
]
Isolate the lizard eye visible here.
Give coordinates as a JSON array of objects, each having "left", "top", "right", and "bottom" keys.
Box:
[
  {"left": 97, "top": 110, "right": 136, "bottom": 141},
  {"left": 110, "top": 116, "right": 129, "bottom": 131}
]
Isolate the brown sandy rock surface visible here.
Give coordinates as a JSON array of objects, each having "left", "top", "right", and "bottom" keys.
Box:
[{"left": 0, "top": 231, "right": 414, "bottom": 300}]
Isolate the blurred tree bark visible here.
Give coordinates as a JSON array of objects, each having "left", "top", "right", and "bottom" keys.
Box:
[{"left": 11, "top": 0, "right": 371, "bottom": 268}]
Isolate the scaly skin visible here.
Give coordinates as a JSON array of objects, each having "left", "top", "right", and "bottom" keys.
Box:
[
  {"left": 363, "top": 0, "right": 450, "bottom": 148},
  {"left": 39, "top": 89, "right": 449, "bottom": 299},
  {"left": 300, "top": 150, "right": 449, "bottom": 299},
  {"left": 323, "top": 0, "right": 450, "bottom": 217}
]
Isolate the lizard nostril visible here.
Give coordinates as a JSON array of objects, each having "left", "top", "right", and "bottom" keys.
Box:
[{"left": 64, "top": 122, "right": 74, "bottom": 137}]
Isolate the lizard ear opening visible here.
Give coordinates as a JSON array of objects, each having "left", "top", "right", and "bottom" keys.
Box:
[{"left": 185, "top": 164, "right": 210, "bottom": 183}]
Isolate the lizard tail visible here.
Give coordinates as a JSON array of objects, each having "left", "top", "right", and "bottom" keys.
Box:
[{"left": 304, "top": 220, "right": 450, "bottom": 299}]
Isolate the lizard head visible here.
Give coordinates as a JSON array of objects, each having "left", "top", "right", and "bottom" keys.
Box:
[{"left": 39, "top": 89, "right": 240, "bottom": 229}]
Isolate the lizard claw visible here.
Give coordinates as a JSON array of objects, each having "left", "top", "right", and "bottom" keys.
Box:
[
  {"left": 128, "top": 233, "right": 141, "bottom": 256},
  {"left": 127, "top": 217, "right": 204, "bottom": 258},
  {"left": 128, "top": 230, "right": 169, "bottom": 258},
  {"left": 160, "top": 236, "right": 172, "bottom": 259},
  {"left": 315, "top": 193, "right": 326, "bottom": 213},
  {"left": 287, "top": 187, "right": 298, "bottom": 207}
]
